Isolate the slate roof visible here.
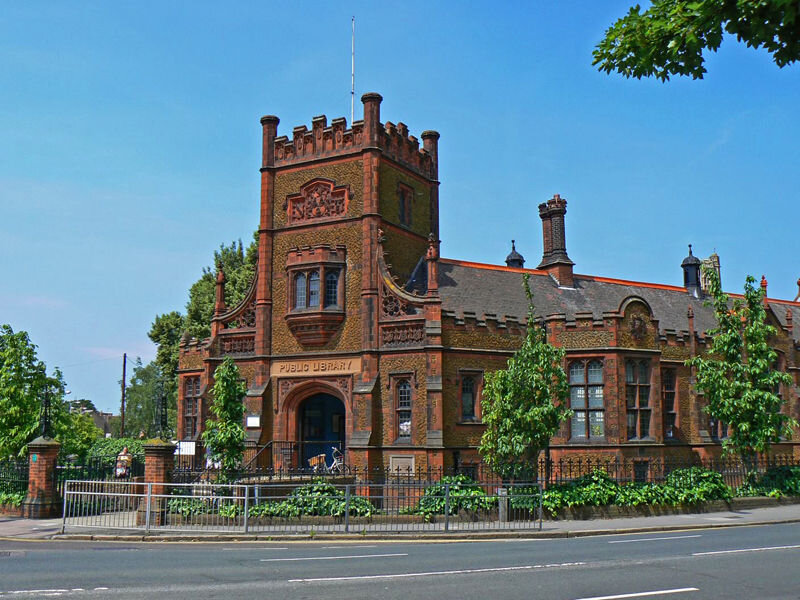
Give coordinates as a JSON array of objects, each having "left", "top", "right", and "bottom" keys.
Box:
[{"left": 437, "top": 259, "right": 800, "bottom": 344}]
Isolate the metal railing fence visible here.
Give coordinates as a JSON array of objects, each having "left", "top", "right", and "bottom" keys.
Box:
[
  {"left": 169, "top": 454, "right": 800, "bottom": 490},
  {"left": 62, "top": 479, "right": 543, "bottom": 534},
  {"left": 54, "top": 456, "right": 144, "bottom": 497},
  {"left": 0, "top": 459, "right": 28, "bottom": 496}
]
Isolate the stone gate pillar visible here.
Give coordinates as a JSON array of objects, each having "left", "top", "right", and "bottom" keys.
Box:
[
  {"left": 22, "top": 437, "right": 61, "bottom": 518},
  {"left": 137, "top": 439, "right": 176, "bottom": 527}
]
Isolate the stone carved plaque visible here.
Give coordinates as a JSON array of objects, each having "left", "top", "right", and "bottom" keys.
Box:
[{"left": 270, "top": 357, "right": 362, "bottom": 378}]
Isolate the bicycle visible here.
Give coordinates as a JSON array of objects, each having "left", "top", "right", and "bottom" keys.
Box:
[{"left": 307, "top": 446, "right": 345, "bottom": 474}]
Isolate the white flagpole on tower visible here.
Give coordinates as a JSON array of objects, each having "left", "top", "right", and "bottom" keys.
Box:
[{"left": 351, "top": 16, "right": 355, "bottom": 125}]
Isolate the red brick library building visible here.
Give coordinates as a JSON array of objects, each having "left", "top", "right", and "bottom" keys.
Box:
[{"left": 177, "top": 93, "right": 800, "bottom": 473}]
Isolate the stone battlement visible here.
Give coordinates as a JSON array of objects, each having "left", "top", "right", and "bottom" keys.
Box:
[{"left": 261, "top": 93, "right": 438, "bottom": 180}]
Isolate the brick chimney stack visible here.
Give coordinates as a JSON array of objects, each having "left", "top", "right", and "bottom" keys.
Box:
[{"left": 537, "top": 194, "right": 574, "bottom": 287}]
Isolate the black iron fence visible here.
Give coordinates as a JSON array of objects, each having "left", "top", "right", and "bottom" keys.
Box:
[
  {"left": 172, "top": 440, "right": 345, "bottom": 483},
  {"left": 0, "top": 459, "right": 28, "bottom": 496},
  {"left": 169, "top": 454, "right": 800, "bottom": 491},
  {"left": 54, "top": 456, "right": 144, "bottom": 497}
]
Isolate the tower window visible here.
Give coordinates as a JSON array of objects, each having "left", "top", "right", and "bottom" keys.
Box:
[
  {"left": 308, "top": 271, "right": 320, "bottom": 307},
  {"left": 294, "top": 273, "right": 307, "bottom": 309},
  {"left": 291, "top": 268, "right": 342, "bottom": 310},
  {"left": 398, "top": 184, "right": 413, "bottom": 227},
  {"left": 324, "top": 270, "right": 340, "bottom": 307}
]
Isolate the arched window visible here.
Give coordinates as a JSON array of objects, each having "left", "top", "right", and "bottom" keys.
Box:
[
  {"left": 308, "top": 271, "right": 320, "bottom": 307},
  {"left": 324, "top": 270, "right": 339, "bottom": 307},
  {"left": 294, "top": 272, "right": 307, "bottom": 309},
  {"left": 461, "top": 376, "right": 475, "bottom": 420},
  {"left": 396, "top": 379, "right": 412, "bottom": 441},
  {"left": 569, "top": 360, "right": 604, "bottom": 440}
]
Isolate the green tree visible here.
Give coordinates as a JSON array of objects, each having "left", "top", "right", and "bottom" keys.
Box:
[
  {"left": 122, "top": 358, "right": 166, "bottom": 439},
  {"left": 67, "top": 397, "right": 97, "bottom": 413},
  {"left": 58, "top": 412, "right": 103, "bottom": 460},
  {"left": 594, "top": 0, "right": 800, "bottom": 81},
  {"left": 202, "top": 357, "right": 246, "bottom": 480},
  {"left": 478, "top": 275, "right": 572, "bottom": 481},
  {"left": 0, "top": 325, "right": 66, "bottom": 459},
  {"left": 687, "top": 268, "right": 796, "bottom": 474}
]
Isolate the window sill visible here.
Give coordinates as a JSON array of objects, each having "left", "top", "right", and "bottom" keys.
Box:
[
  {"left": 567, "top": 438, "right": 607, "bottom": 444},
  {"left": 626, "top": 437, "right": 656, "bottom": 444},
  {"left": 458, "top": 420, "right": 484, "bottom": 426}
]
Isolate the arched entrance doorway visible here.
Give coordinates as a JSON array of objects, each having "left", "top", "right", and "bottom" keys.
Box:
[{"left": 298, "top": 393, "right": 345, "bottom": 467}]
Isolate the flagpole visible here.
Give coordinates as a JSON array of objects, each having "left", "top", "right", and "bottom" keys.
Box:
[{"left": 351, "top": 16, "right": 355, "bottom": 125}]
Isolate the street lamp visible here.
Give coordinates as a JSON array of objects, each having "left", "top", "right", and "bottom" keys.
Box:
[
  {"left": 153, "top": 377, "right": 169, "bottom": 441},
  {"left": 39, "top": 385, "right": 54, "bottom": 439}
]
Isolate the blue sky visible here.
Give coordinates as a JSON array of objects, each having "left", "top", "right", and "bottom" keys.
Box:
[{"left": 2, "top": 2, "right": 798, "bottom": 413}]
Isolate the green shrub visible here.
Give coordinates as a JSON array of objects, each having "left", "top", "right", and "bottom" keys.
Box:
[
  {"left": 411, "top": 475, "right": 497, "bottom": 516},
  {"left": 664, "top": 467, "right": 731, "bottom": 504},
  {"left": 735, "top": 466, "right": 800, "bottom": 498},
  {"left": 514, "top": 467, "right": 733, "bottom": 517},
  {"left": 87, "top": 438, "right": 146, "bottom": 468},
  {"left": 758, "top": 466, "right": 800, "bottom": 496},
  {"left": 0, "top": 490, "right": 25, "bottom": 506},
  {"left": 249, "top": 480, "right": 374, "bottom": 519}
]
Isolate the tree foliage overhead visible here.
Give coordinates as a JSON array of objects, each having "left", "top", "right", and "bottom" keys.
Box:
[
  {"left": 594, "top": 0, "right": 800, "bottom": 81},
  {"left": 478, "top": 275, "right": 572, "bottom": 481},
  {"left": 687, "top": 268, "right": 796, "bottom": 466},
  {"left": 202, "top": 357, "right": 247, "bottom": 480}
]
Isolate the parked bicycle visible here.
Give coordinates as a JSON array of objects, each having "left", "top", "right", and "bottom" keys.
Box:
[{"left": 307, "top": 446, "right": 344, "bottom": 474}]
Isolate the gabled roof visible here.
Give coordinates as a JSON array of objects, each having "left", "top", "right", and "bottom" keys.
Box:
[{"left": 437, "top": 259, "right": 800, "bottom": 344}]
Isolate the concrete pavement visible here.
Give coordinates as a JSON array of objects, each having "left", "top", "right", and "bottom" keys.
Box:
[{"left": 3, "top": 501, "right": 800, "bottom": 542}]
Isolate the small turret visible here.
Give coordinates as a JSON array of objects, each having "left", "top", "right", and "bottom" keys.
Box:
[
  {"left": 505, "top": 240, "right": 525, "bottom": 268},
  {"left": 681, "top": 244, "right": 702, "bottom": 298}
]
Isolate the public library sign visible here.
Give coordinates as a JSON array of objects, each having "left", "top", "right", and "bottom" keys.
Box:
[{"left": 270, "top": 357, "right": 361, "bottom": 377}]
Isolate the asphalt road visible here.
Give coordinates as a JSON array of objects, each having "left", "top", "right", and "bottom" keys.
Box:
[{"left": 1, "top": 523, "right": 799, "bottom": 599}]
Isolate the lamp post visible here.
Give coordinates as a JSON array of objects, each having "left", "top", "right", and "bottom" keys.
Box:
[
  {"left": 39, "top": 385, "right": 54, "bottom": 439},
  {"left": 153, "top": 377, "right": 168, "bottom": 441}
]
